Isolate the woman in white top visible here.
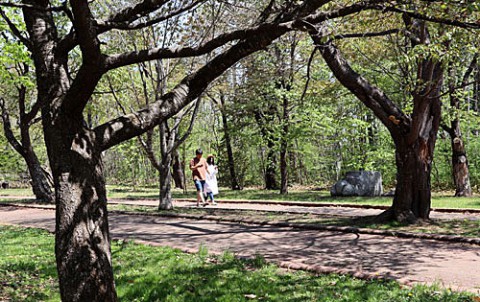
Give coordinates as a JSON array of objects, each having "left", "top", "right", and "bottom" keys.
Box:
[{"left": 204, "top": 155, "right": 219, "bottom": 205}]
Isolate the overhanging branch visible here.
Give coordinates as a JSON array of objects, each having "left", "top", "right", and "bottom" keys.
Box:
[{"left": 97, "top": 0, "right": 205, "bottom": 32}]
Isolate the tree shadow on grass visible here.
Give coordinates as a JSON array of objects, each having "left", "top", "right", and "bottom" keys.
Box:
[{"left": 114, "top": 246, "right": 473, "bottom": 302}]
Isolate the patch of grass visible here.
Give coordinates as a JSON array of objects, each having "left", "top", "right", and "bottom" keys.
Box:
[
  {"left": 0, "top": 225, "right": 476, "bottom": 301},
  {"left": 0, "top": 187, "right": 32, "bottom": 197},
  {"left": 0, "top": 226, "right": 59, "bottom": 302},
  {"left": 4, "top": 186, "right": 480, "bottom": 210}
]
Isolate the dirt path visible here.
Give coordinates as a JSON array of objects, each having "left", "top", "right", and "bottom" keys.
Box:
[{"left": 1, "top": 205, "right": 479, "bottom": 294}]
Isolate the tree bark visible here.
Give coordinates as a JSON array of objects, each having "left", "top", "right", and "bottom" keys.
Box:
[
  {"left": 1, "top": 101, "right": 53, "bottom": 203},
  {"left": 450, "top": 135, "right": 471, "bottom": 197},
  {"left": 158, "top": 122, "right": 174, "bottom": 210},
  {"left": 172, "top": 149, "right": 185, "bottom": 189},
  {"left": 0, "top": 91, "right": 54, "bottom": 204},
  {"left": 45, "top": 119, "right": 117, "bottom": 302},
  {"left": 389, "top": 135, "right": 436, "bottom": 222},
  {"left": 25, "top": 148, "right": 54, "bottom": 203},
  {"left": 265, "top": 143, "right": 279, "bottom": 190},
  {"left": 159, "top": 156, "right": 174, "bottom": 209}
]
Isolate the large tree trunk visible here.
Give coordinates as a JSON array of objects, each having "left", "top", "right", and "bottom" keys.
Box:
[
  {"left": 45, "top": 121, "right": 116, "bottom": 302},
  {"left": 389, "top": 138, "right": 434, "bottom": 223}
]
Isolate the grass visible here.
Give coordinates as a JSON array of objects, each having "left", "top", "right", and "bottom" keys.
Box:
[
  {"left": 105, "top": 185, "right": 480, "bottom": 210},
  {"left": 2, "top": 186, "right": 480, "bottom": 210},
  {"left": 0, "top": 225, "right": 476, "bottom": 301}
]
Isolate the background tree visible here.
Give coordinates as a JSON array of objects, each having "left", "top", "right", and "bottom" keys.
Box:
[
  {"left": 442, "top": 49, "right": 477, "bottom": 197},
  {"left": 310, "top": 4, "right": 480, "bottom": 222},
  {"left": 0, "top": 24, "right": 53, "bottom": 202}
]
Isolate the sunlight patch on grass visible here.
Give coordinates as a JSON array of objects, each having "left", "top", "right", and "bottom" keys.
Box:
[{"left": 0, "top": 225, "right": 476, "bottom": 301}]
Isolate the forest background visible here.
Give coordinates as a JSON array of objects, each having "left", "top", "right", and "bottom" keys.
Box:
[{"left": 1, "top": 6, "right": 479, "bottom": 193}]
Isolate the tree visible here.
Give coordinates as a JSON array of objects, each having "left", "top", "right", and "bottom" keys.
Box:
[
  {"left": 208, "top": 91, "right": 242, "bottom": 190},
  {"left": 1, "top": 0, "right": 343, "bottom": 300},
  {"left": 442, "top": 53, "right": 477, "bottom": 196},
  {"left": 0, "top": 33, "right": 53, "bottom": 202},
  {"left": 310, "top": 5, "right": 480, "bottom": 222}
]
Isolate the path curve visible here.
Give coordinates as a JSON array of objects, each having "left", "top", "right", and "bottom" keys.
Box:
[{"left": 0, "top": 205, "right": 479, "bottom": 294}]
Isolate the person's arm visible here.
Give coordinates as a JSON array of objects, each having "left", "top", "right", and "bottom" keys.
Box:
[
  {"left": 190, "top": 159, "right": 204, "bottom": 170},
  {"left": 189, "top": 159, "right": 196, "bottom": 171}
]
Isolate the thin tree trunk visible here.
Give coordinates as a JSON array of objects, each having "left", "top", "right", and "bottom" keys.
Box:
[
  {"left": 279, "top": 95, "right": 289, "bottom": 195},
  {"left": 444, "top": 57, "right": 475, "bottom": 197},
  {"left": 219, "top": 96, "right": 241, "bottom": 190},
  {"left": 159, "top": 155, "right": 174, "bottom": 210},
  {"left": 172, "top": 149, "right": 184, "bottom": 189},
  {"left": 1, "top": 98, "right": 54, "bottom": 203},
  {"left": 265, "top": 142, "right": 278, "bottom": 190},
  {"left": 25, "top": 149, "right": 54, "bottom": 203},
  {"left": 158, "top": 122, "right": 174, "bottom": 210},
  {"left": 450, "top": 135, "right": 471, "bottom": 196}
]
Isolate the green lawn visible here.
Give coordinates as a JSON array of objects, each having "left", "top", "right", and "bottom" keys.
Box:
[
  {"left": 0, "top": 225, "right": 476, "bottom": 302},
  {"left": 2, "top": 186, "right": 480, "bottom": 210},
  {"left": 106, "top": 185, "right": 480, "bottom": 210}
]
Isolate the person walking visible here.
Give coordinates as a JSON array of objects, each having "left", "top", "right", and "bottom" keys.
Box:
[
  {"left": 189, "top": 148, "right": 208, "bottom": 206},
  {"left": 204, "top": 154, "right": 219, "bottom": 205}
]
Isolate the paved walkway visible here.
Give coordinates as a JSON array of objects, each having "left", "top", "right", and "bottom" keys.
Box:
[{"left": 0, "top": 204, "right": 479, "bottom": 294}]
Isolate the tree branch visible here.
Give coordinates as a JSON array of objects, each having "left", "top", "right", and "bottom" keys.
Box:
[
  {"left": 0, "top": 7, "right": 32, "bottom": 49},
  {"left": 383, "top": 5, "right": 480, "bottom": 30},
  {"left": 330, "top": 29, "right": 401, "bottom": 42},
  {"left": 300, "top": 47, "right": 317, "bottom": 102},
  {"left": 0, "top": 2, "right": 64, "bottom": 11},
  {"left": 314, "top": 39, "right": 408, "bottom": 137},
  {"left": 0, "top": 98, "right": 25, "bottom": 157},
  {"left": 70, "top": 0, "right": 102, "bottom": 63},
  {"left": 107, "top": 0, "right": 169, "bottom": 23},
  {"left": 172, "top": 98, "right": 201, "bottom": 152},
  {"left": 97, "top": 0, "right": 205, "bottom": 32},
  {"left": 95, "top": 25, "right": 288, "bottom": 151},
  {"left": 95, "top": 0, "right": 372, "bottom": 149},
  {"left": 104, "top": 23, "right": 280, "bottom": 70}
]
